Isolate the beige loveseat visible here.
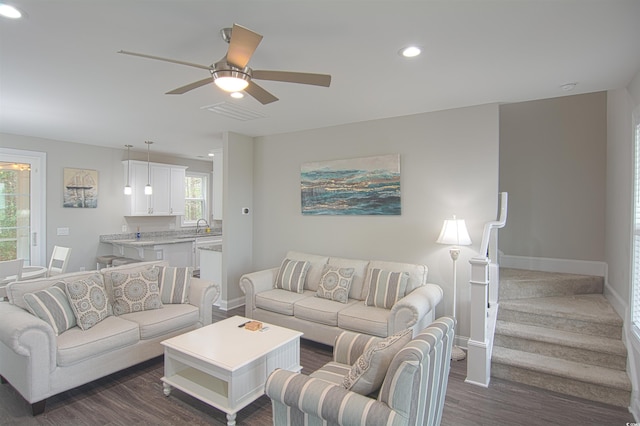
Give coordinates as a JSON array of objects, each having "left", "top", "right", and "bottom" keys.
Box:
[
  {"left": 0, "top": 260, "right": 219, "bottom": 415},
  {"left": 240, "top": 251, "right": 443, "bottom": 346}
]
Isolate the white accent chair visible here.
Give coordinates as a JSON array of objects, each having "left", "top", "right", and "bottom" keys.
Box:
[
  {"left": 0, "top": 258, "right": 24, "bottom": 299},
  {"left": 47, "top": 246, "right": 71, "bottom": 277}
]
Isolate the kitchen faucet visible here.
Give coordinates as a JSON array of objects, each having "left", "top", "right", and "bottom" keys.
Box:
[{"left": 196, "top": 218, "right": 210, "bottom": 234}]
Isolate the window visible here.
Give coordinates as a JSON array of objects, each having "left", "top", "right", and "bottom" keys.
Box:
[
  {"left": 182, "top": 172, "right": 209, "bottom": 227},
  {"left": 0, "top": 148, "right": 46, "bottom": 265},
  {"left": 633, "top": 120, "right": 640, "bottom": 333}
]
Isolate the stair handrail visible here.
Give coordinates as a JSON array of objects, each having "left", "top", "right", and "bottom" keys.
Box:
[
  {"left": 466, "top": 192, "right": 508, "bottom": 388},
  {"left": 480, "top": 192, "right": 508, "bottom": 260}
]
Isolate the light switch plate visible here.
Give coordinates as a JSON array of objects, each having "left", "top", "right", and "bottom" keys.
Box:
[{"left": 57, "top": 227, "right": 69, "bottom": 236}]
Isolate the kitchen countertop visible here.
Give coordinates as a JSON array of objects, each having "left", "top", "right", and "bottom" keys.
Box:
[
  {"left": 100, "top": 230, "right": 222, "bottom": 248},
  {"left": 199, "top": 244, "right": 222, "bottom": 252}
]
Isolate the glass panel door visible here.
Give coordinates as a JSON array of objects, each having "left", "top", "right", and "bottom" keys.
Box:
[{"left": 0, "top": 148, "right": 46, "bottom": 266}]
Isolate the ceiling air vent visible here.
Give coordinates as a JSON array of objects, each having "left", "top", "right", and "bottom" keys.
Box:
[{"left": 201, "top": 102, "right": 267, "bottom": 121}]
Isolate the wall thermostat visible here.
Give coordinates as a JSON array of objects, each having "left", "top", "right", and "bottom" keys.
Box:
[{"left": 242, "top": 207, "right": 250, "bottom": 215}]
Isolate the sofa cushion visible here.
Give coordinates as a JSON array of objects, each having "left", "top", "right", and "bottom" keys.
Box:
[
  {"left": 119, "top": 303, "right": 199, "bottom": 339},
  {"left": 155, "top": 265, "right": 192, "bottom": 304},
  {"left": 316, "top": 265, "right": 355, "bottom": 303},
  {"left": 294, "top": 296, "right": 358, "bottom": 326},
  {"left": 364, "top": 269, "right": 409, "bottom": 309},
  {"left": 256, "top": 289, "right": 312, "bottom": 316},
  {"left": 23, "top": 284, "right": 77, "bottom": 335},
  {"left": 343, "top": 328, "right": 412, "bottom": 395},
  {"left": 274, "top": 259, "right": 310, "bottom": 293},
  {"left": 338, "top": 302, "right": 391, "bottom": 338},
  {"left": 327, "top": 257, "right": 370, "bottom": 300},
  {"left": 56, "top": 316, "right": 140, "bottom": 367},
  {"left": 65, "top": 274, "right": 111, "bottom": 331},
  {"left": 110, "top": 267, "right": 163, "bottom": 315},
  {"left": 366, "top": 260, "right": 427, "bottom": 295},
  {"left": 285, "top": 251, "right": 329, "bottom": 291}
]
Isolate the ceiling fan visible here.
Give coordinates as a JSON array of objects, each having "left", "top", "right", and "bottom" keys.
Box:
[{"left": 118, "top": 23, "right": 331, "bottom": 105}]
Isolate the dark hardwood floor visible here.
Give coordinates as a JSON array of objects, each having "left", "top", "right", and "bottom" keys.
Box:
[{"left": 0, "top": 306, "right": 634, "bottom": 425}]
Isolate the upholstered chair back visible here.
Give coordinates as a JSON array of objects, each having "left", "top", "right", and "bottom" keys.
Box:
[{"left": 378, "top": 316, "right": 454, "bottom": 425}]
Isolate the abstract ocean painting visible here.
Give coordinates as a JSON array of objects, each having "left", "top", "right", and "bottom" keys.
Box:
[{"left": 301, "top": 154, "right": 401, "bottom": 215}]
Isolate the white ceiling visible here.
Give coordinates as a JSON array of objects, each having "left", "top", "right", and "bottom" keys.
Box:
[{"left": 1, "top": 0, "right": 639, "bottom": 160}]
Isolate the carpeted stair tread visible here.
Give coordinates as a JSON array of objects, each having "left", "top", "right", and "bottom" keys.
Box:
[
  {"left": 495, "top": 320, "right": 626, "bottom": 357},
  {"left": 499, "top": 294, "right": 622, "bottom": 326},
  {"left": 492, "top": 346, "right": 631, "bottom": 391},
  {"left": 499, "top": 268, "right": 603, "bottom": 300}
]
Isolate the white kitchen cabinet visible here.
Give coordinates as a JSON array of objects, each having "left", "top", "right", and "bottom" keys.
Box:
[{"left": 123, "top": 160, "right": 187, "bottom": 216}]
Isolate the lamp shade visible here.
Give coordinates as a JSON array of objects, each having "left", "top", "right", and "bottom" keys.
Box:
[{"left": 437, "top": 217, "right": 472, "bottom": 246}]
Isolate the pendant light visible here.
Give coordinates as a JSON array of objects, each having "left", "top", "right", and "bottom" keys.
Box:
[
  {"left": 144, "top": 141, "right": 153, "bottom": 195},
  {"left": 123, "top": 144, "right": 133, "bottom": 195}
]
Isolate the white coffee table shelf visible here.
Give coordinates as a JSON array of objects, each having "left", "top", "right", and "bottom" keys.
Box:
[{"left": 161, "top": 316, "right": 302, "bottom": 425}]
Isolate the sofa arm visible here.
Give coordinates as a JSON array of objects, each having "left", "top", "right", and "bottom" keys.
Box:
[
  {"left": 0, "top": 302, "right": 57, "bottom": 400},
  {"left": 388, "top": 283, "right": 443, "bottom": 335},
  {"left": 188, "top": 277, "right": 220, "bottom": 326},
  {"left": 239, "top": 267, "right": 278, "bottom": 317},
  {"left": 266, "top": 369, "right": 402, "bottom": 425}
]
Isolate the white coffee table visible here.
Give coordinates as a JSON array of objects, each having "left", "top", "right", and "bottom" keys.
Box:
[{"left": 161, "top": 315, "right": 303, "bottom": 425}]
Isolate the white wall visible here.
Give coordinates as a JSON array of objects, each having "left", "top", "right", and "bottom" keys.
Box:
[
  {"left": 252, "top": 104, "right": 500, "bottom": 338},
  {"left": 499, "top": 92, "right": 607, "bottom": 262},
  {"left": 0, "top": 132, "right": 213, "bottom": 272}
]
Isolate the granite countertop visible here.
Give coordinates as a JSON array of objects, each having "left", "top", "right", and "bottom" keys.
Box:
[{"left": 100, "top": 230, "right": 222, "bottom": 248}]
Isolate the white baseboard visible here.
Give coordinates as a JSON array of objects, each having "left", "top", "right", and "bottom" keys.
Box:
[
  {"left": 217, "top": 296, "right": 245, "bottom": 312},
  {"left": 500, "top": 254, "right": 607, "bottom": 277}
]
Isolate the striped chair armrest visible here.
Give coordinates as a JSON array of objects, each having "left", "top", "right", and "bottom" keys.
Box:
[
  {"left": 333, "top": 330, "right": 384, "bottom": 365},
  {"left": 266, "top": 369, "right": 406, "bottom": 426}
]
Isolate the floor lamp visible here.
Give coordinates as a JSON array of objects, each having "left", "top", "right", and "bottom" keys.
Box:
[{"left": 437, "top": 215, "right": 472, "bottom": 361}]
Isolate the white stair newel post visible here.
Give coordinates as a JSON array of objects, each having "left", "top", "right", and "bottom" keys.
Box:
[{"left": 466, "top": 256, "right": 491, "bottom": 387}]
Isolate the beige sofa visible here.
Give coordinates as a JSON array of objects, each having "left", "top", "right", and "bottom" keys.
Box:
[
  {"left": 240, "top": 251, "right": 443, "bottom": 346},
  {"left": 0, "top": 260, "right": 219, "bottom": 415}
]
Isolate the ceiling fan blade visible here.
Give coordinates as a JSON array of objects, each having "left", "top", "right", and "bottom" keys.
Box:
[
  {"left": 226, "top": 24, "right": 263, "bottom": 69},
  {"left": 252, "top": 70, "right": 331, "bottom": 87},
  {"left": 244, "top": 81, "right": 278, "bottom": 104},
  {"left": 118, "top": 50, "right": 212, "bottom": 71},
  {"left": 166, "top": 77, "right": 212, "bottom": 95}
]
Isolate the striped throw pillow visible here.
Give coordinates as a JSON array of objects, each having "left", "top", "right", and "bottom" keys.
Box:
[
  {"left": 156, "top": 266, "right": 192, "bottom": 304},
  {"left": 274, "top": 259, "right": 310, "bottom": 293},
  {"left": 364, "top": 268, "right": 409, "bottom": 309},
  {"left": 24, "top": 284, "right": 77, "bottom": 335}
]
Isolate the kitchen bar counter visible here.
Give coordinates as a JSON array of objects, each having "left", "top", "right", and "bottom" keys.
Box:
[{"left": 99, "top": 231, "right": 222, "bottom": 267}]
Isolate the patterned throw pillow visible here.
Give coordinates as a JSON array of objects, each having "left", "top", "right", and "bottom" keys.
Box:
[
  {"left": 343, "top": 328, "right": 412, "bottom": 395},
  {"left": 24, "top": 284, "right": 77, "bottom": 335},
  {"left": 274, "top": 258, "right": 310, "bottom": 293},
  {"left": 110, "top": 267, "right": 162, "bottom": 315},
  {"left": 364, "top": 268, "right": 409, "bottom": 309},
  {"left": 316, "top": 265, "right": 355, "bottom": 303},
  {"left": 155, "top": 266, "right": 192, "bottom": 304},
  {"left": 65, "top": 274, "right": 110, "bottom": 331}
]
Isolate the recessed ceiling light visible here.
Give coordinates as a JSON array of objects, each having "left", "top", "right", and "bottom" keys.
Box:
[
  {"left": 399, "top": 46, "right": 421, "bottom": 58},
  {"left": 0, "top": 3, "right": 22, "bottom": 19},
  {"left": 230, "top": 92, "right": 244, "bottom": 99}
]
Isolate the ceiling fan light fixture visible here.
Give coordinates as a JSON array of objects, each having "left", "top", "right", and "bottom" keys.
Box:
[
  {"left": 213, "top": 70, "right": 250, "bottom": 92},
  {"left": 230, "top": 91, "right": 244, "bottom": 99}
]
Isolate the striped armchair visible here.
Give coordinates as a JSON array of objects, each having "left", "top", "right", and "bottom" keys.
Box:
[{"left": 265, "top": 316, "right": 454, "bottom": 426}]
